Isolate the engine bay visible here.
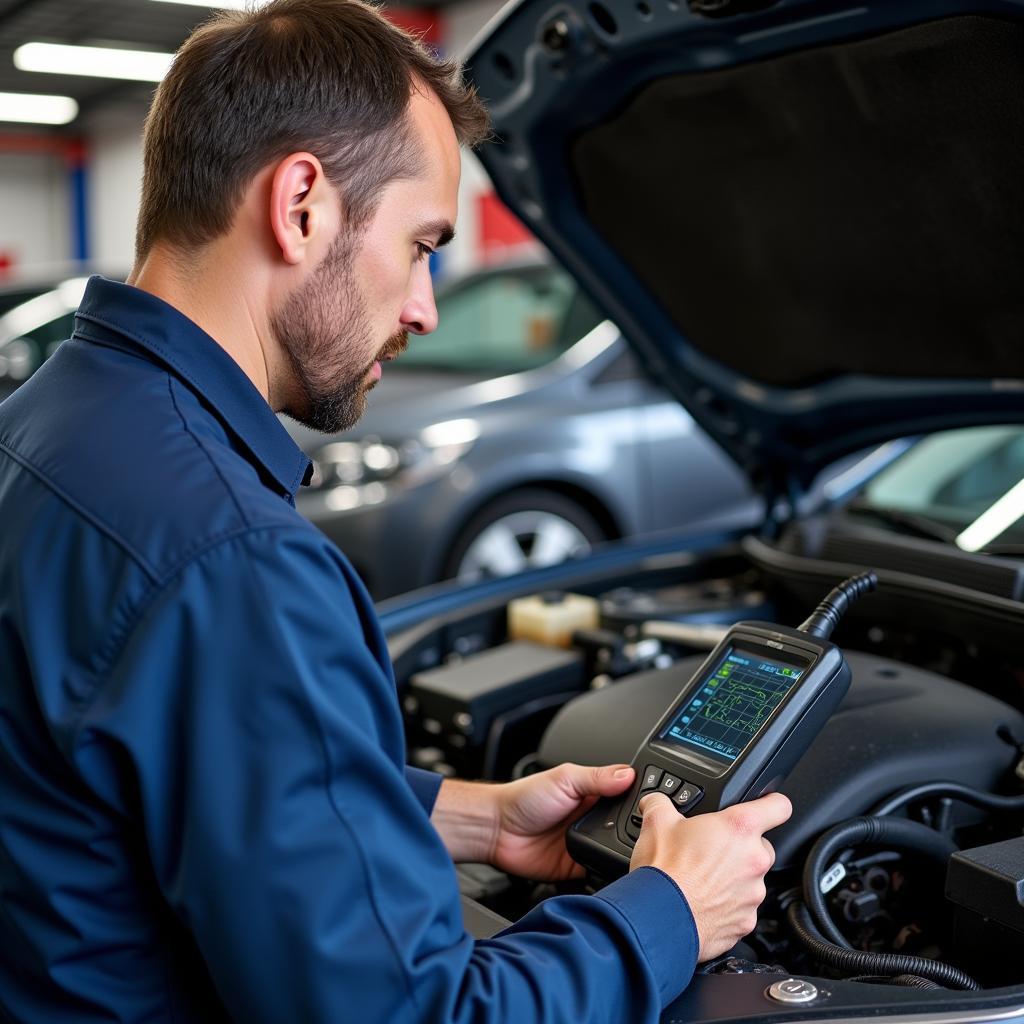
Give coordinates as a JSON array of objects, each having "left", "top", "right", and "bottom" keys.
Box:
[{"left": 388, "top": 534, "right": 1024, "bottom": 1008}]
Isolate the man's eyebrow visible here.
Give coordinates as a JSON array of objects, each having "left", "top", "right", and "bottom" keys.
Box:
[{"left": 416, "top": 220, "right": 455, "bottom": 248}]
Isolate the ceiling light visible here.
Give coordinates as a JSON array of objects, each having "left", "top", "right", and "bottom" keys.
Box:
[
  {"left": 956, "top": 477, "right": 1024, "bottom": 553},
  {"left": 14, "top": 43, "right": 174, "bottom": 83},
  {"left": 0, "top": 91, "right": 78, "bottom": 125}
]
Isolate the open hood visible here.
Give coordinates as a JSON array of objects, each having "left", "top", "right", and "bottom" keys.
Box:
[{"left": 465, "top": 0, "right": 1024, "bottom": 498}]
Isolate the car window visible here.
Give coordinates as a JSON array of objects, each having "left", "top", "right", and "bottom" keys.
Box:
[
  {"left": 853, "top": 425, "right": 1024, "bottom": 551},
  {"left": 400, "top": 265, "right": 602, "bottom": 373}
]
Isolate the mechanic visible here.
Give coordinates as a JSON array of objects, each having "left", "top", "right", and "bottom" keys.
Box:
[{"left": 0, "top": 1, "right": 791, "bottom": 1021}]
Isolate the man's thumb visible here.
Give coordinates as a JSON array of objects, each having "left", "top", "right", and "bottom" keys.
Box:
[{"left": 564, "top": 762, "right": 634, "bottom": 797}]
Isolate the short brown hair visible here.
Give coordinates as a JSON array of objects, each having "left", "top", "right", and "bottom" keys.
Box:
[{"left": 135, "top": 0, "right": 490, "bottom": 260}]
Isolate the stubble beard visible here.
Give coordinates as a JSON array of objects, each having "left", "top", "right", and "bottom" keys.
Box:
[{"left": 272, "top": 228, "right": 408, "bottom": 434}]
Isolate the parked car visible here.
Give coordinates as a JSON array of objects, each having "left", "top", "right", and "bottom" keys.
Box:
[
  {"left": 1, "top": 265, "right": 759, "bottom": 600},
  {"left": 368, "top": 0, "right": 1024, "bottom": 1019},
  {"left": 292, "top": 258, "right": 756, "bottom": 598},
  {"left": 0, "top": 273, "right": 92, "bottom": 401}
]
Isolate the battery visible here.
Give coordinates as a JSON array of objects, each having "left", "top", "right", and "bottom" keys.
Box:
[{"left": 408, "top": 641, "right": 585, "bottom": 747}]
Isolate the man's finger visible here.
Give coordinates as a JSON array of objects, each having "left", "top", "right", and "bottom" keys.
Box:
[
  {"left": 637, "top": 791, "right": 674, "bottom": 822},
  {"left": 739, "top": 792, "right": 793, "bottom": 833},
  {"left": 558, "top": 763, "right": 634, "bottom": 799}
]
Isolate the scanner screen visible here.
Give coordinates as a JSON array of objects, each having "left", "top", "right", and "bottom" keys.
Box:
[{"left": 660, "top": 648, "right": 804, "bottom": 767}]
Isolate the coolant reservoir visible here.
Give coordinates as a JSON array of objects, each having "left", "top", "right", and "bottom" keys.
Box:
[{"left": 507, "top": 592, "right": 600, "bottom": 648}]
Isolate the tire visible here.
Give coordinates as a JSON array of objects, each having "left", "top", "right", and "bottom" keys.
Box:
[{"left": 444, "top": 489, "right": 609, "bottom": 583}]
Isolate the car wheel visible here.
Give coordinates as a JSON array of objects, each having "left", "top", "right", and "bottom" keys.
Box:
[{"left": 445, "top": 489, "right": 609, "bottom": 584}]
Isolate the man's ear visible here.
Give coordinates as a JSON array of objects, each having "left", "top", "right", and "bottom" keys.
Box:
[{"left": 269, "top": 152, "right": 334, "bottom": 265}]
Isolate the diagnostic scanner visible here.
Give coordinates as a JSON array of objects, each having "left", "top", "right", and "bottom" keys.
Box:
[{"left": 567, "top": 573, "right": 877, "bottom": 879}]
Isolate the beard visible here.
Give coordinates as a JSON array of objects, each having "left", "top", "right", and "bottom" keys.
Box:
[{"left": 272, "top": 229, "right": 408, "bottom": 434}]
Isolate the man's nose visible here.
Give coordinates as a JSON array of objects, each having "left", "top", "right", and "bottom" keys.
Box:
[{"left": 400, "top": 269, "right": 439, "bottom": 335}]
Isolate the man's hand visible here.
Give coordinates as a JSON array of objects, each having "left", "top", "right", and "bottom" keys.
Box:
[
  {"left": 491, "top": 763, "right": 635, "bottom": 880},
  {"left": 431, "top": 764, "right": 634, "bottom": 880},
  {"left": 631, "top": 792, "right": 792, "bottom": 962}
]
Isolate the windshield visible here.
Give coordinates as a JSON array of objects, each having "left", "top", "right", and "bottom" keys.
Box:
[
  {"left": 851, "top": 426, "right": 1024, "bottom": 552},
  {"left": 399, "top": 263, "right": 602, "bottom": 373}
]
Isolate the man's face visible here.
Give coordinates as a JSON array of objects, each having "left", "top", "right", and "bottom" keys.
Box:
[{"left": 273, "top": 87, "right": 461, "bottom": 434}]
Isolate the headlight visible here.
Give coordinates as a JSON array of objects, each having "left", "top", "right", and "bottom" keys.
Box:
[
  {"left": 308, "top": 420, "right": 479, "bottom": 512},
  {"left": 307, "top": 439, "right": 408, "bottom": 513},
  {"left": 0, "top": 339, "right": 36, "bottom": 382},
  {"left": 309, "top": 441, "right": 408, "bottom": 489}
]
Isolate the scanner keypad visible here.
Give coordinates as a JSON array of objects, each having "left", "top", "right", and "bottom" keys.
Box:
[{"left": 623, "top": 766, "right": 704, "bottom": 842}]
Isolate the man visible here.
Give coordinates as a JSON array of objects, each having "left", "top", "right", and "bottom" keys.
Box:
[{"left": 0, "top": 1, "right": 790, "bottom": 1021}]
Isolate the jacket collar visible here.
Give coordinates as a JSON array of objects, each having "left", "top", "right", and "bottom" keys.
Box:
[{"left": 74, "top": 276, "right": 313, "bottom": 499}]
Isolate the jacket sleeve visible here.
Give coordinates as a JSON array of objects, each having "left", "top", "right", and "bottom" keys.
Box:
[
  {"left": 74, "top": 525, "right": 698, "bottom": 1024},
  {"left": 405, "top": 765, "right": 444, "bottom": 814}
]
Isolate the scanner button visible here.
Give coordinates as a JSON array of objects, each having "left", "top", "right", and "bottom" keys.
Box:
[
  {"left": 673, "top": 784, "right": 704, "bottom": 813},
  {"left": 629, "top": 789, "right": 654, "bottom": 829},
  {"left": 659, "top": 774, "right": 682, "bottom": 795},
  {"left": 641, "top": 765, "right": 663, "bottom": 791},
  {"left": 629, "top": 797, "right": 644, "bottom": 829}
]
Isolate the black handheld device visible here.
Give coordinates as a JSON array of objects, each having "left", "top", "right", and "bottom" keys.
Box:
[{"left": 567, "top": 573, "right": 876, "bottom": 879}]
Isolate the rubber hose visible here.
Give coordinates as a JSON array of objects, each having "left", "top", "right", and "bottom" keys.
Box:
[
  {"left": 803, "top": 816, "right": 958, "bottom": 948},
  {"left": 872, "top": 781, "right": 1024, "bottom": 818},
  {"left": 787, "top": 902, "right": 979, "bottom": 991},
  {"left": 892, "top": 975, "right": 943, "bottom": 990},
  {"left": 847, "top": 974, "right": 942, "bottom": 990}
]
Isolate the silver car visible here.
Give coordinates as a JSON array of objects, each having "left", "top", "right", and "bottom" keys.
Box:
[
  {"left": 0, "top": 263, "right": 756, "bottom": 600},
  {"left": 290, "top": 260, "right": 754, "bottom": 598}
]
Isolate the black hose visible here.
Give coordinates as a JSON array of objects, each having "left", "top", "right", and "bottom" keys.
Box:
[
  {"left": 803, "top": 816, "right": 958, "bottom": 949},
  {"left": 798, "top": 571, "right": 878, "bottom": 639},
  {"left": 872, "top": 781, "right": 1024, "bottom": 818},
  {"left": 787, "top": 902, "right": 979, "bottom": 991},
  {"left": 847, "top": 975, "right": 942, "bottom": 990},
  {"left": 891, "top": 975, "right": 943, "bottom": 990}
]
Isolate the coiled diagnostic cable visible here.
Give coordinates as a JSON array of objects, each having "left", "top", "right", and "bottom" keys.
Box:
[{"left": 798, "top": 571, "right": 878, "bottom": 639}]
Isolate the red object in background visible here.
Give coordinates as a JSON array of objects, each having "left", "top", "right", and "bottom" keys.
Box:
[
  {"left": 0, "top": 134, "right": 85, "bottom": 166},
  {"left": 383, "top": 7, "right": 442, "bottom": 47},
  {"left": 0, "top": 252, "right": 14, "bottom": 280},
  {"left": 477, "top": 191, "right": 537, "bottom": 261}
]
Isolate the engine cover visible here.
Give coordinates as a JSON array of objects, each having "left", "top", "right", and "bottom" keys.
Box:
[{"left": 539, "top": 650, "right": 1024, "bottom": 866}]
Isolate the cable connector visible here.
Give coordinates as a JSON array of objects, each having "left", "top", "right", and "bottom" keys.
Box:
[{"left": 798, "top": 571, "right": 878, "bottom": 640}]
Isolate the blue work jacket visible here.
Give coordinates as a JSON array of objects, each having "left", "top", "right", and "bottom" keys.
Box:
[{"left": 0, "top": 276, "right": 698, "bottom": 1022}]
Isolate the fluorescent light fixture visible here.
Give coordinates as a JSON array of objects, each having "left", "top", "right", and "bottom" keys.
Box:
[
  {"left": 149, "top": 0, "right": 268, "bottom": 8},
  {"left": 0, "top": 91, "right": 78, "bottom": 125},
  {"left": 956, "top": 477, "right": 1024, "bottom": 552},
  {"left": 14, "top": 42, "right": 174, "bottom": 83}
]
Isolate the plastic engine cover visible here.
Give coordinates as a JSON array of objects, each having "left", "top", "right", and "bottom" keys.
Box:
[{"left": 539, "top": 651, "right": 1024, "bottom": 866}]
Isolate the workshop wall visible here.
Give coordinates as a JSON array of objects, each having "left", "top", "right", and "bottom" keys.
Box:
[
  {"left": 0, "top": 146, "right": 71, "bottom": 271},
  {"left": 0, "top": 0, "right": 532, "bottom": 284}
]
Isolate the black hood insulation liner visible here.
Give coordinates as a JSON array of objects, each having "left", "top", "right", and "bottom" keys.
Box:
[{"left": 571, "top": 16, "right": 1024, "bottom": 388}]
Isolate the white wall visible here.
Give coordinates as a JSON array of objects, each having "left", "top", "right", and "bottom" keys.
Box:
[
  {"left": 0, "top": 150, "right": 71, "bottom": 272},
  {"left": 85, "top": 106, "right": 147, "bottom": 273},
  {"left": 0, "top": 0, "right": 517, "bottom": 281}
]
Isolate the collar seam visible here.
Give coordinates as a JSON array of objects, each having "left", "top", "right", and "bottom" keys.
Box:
[
  {"left": 167, "top": 376, "right": 252, "bottom": 529},
  {"left": 75, "top": 306, "right": 305, "bottom": 497}
]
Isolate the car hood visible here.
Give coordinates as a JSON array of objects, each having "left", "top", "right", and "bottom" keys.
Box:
[{"left": 465, "top": 0, "right": 1024, "bottom": 494}]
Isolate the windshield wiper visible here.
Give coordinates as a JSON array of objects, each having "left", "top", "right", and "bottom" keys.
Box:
[{"left": 844, "top": 503, "right": 960, "bottom": 544}]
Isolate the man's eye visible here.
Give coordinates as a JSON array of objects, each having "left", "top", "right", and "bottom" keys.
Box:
[{"left": 414, "top": 243, "right": 435, "bottom": 263}]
